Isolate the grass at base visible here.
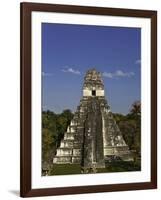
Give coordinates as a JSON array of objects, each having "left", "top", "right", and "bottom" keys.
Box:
[
  {"left": 49, "top": 161, "right": 141, "bottom": 176},
  {"left": 50, "top": 164, "right": 81, "bottom": 175},
  {"left": 97, "top": 161, "right": 141, "bottom": 173}
]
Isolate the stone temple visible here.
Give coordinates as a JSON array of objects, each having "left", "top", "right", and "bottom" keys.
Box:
[{"left": 53, "top": 69, "right": 133, "bottom": 169}]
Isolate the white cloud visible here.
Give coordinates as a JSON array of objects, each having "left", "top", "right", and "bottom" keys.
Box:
[
  {"left": 102, "top": 72, "right": 113, "bottom": 78},
  {"left": 61, "top": 67, "right": 81, "bottom": 75},
  {"left": 103, "top": 70, "right": 135, "bottom": 79},
  {"left": 135, "top": 59, "right": 141, "bottom": 64},
  {"left": 42, "top": 72, "right": 53, "bottom": 77},
  {"left": 115, "top": 70, "right": 135, "bottom": 77}
]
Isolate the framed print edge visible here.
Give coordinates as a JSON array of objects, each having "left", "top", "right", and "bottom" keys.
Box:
[
  {"left": 20, "top": 2, "right": 157, "bottom": 197},
  {"left": 150, "top": 11, "right": 157, "bottom": 189},
  {"left": 20, "top": 2, "right": 32, "bottom": 197}
]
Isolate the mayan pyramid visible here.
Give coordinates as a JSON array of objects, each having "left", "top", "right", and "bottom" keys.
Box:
[{"left": 53, "top": 69, "right": 133, "bottom": 169}]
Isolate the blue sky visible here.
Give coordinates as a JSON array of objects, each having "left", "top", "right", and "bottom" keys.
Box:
[{"left": 42, "top": 23, "right": 141, "bottom": 115}]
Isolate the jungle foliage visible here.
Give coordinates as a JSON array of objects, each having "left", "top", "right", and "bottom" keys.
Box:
[{"left": 113, "top": 101, "right": 141, "bottom": 156}]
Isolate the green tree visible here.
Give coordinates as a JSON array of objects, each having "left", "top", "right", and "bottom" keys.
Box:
[
  {"left": 130, "top": 101, "right": 141, "bottom": 117},
  {"left": 113, "top": 101, "right": 141, "bottom": 156}
]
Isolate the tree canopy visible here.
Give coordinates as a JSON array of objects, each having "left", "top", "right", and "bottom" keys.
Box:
[{"left": 113, "top": 101, "right": 141, "bottom": 155}]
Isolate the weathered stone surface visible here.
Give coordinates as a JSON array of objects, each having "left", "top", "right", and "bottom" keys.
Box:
[{"left": 53, "top": 69, "right": 133, "bottom": 168}]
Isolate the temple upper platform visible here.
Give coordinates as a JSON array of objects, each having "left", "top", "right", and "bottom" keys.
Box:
[{"left": 83, "top": 68, "right": 105, "bottom": 97}]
